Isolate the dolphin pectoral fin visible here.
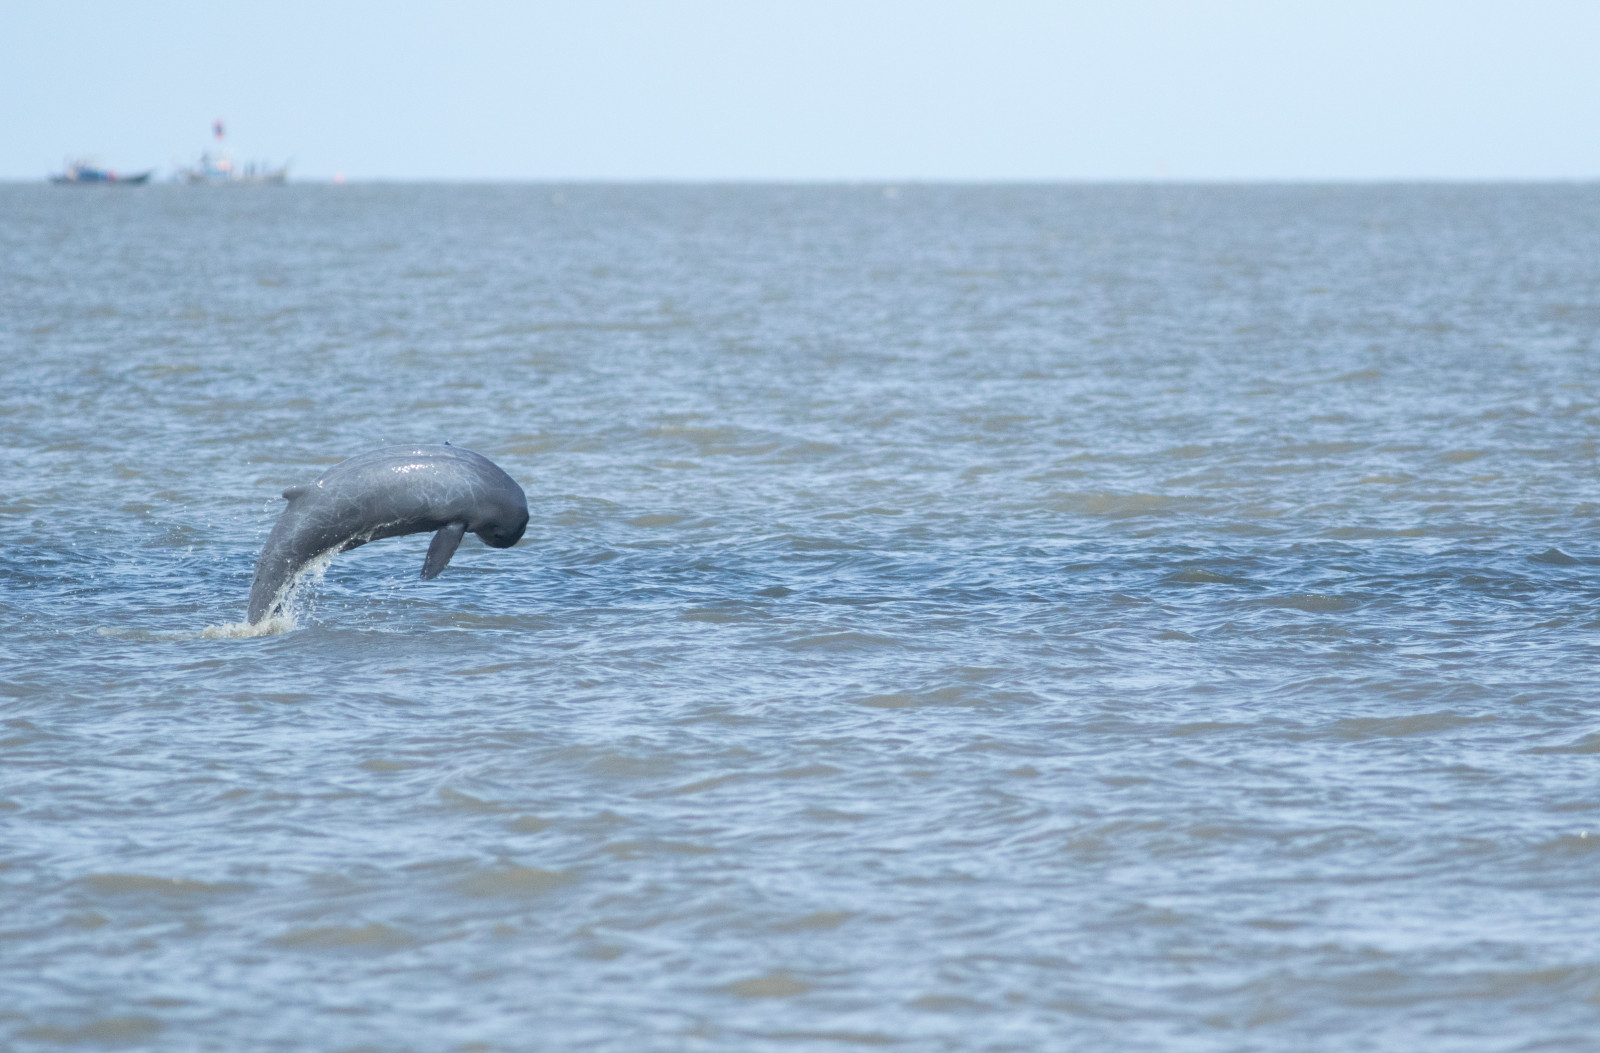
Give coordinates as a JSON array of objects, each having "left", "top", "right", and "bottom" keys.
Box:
[
  {"left": 282, "top": 485, "right": 309, "bottom": 501},
  {"left": 421, "top": 522, "right": 467, "bottom": 580}
]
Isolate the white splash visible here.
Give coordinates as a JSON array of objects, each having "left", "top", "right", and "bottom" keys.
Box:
[
  {"left": 199, "top": 614, "right": 297, "bottom": 639},
  {"left": 200, "top": 548, "right": 340, "bottom": 639}
]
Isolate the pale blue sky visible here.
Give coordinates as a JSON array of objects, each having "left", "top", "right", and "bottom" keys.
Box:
[{"left": 4, "top": 1, "right": 1597, "bottom": 181}]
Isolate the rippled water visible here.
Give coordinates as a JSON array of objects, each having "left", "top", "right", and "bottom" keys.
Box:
[{"left": 5, "top": 183, "right": 1600, "bottom": 1051}]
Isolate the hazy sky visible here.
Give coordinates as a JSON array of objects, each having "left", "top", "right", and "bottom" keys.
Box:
[{"left": 4, "top": 1, "right": 1598, "bottom": 181}]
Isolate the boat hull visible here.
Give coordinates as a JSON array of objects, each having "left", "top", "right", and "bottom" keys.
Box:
[{"left": 50, "top": 169, "right": 152, "bottom": 185}]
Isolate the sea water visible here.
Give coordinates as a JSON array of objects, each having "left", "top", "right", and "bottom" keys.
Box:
[{"left": 3, "top": 183, "right": 1600, "bottom": 1051}]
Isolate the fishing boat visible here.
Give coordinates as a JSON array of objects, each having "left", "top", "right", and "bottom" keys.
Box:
[
  {"left": 50, "top": 160, "right": 152, "bottom": 185},
  {"left": 176, "top": 120, "right": 288, "bottom": 184}
]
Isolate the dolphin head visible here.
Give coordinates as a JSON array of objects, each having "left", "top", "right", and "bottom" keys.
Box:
[{"left": 472, "top": 491, "right": 529, "bottom": 549}]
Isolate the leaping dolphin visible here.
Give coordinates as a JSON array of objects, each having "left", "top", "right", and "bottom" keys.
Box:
[{"left": 246, "top": 445, "right": 528, "bottom": 624}]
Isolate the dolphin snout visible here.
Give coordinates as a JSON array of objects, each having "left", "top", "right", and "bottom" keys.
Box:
[{"left": 479, "top": 517, "right": 527, "bottom": 549}]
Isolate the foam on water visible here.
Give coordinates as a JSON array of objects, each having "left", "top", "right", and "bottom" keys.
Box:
[{"left": 198, "top": 614, "right": 297, "bottom": 639}]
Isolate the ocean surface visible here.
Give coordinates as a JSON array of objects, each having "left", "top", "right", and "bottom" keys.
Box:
[{"left": 4, "top": 182, "right": 1600, "bottom": 1052}]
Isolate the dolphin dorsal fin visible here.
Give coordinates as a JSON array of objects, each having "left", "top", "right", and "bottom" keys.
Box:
[
  {"left": 421, "top": 521, "right": 467, "bottom": 580},
  {"left": 282, "top": 484, "right": 309, "bottom": 501}
]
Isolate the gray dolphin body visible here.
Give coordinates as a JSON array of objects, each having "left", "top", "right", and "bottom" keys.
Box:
[{"left": 247, "top": 445, "right": 528, "bottom": 624}]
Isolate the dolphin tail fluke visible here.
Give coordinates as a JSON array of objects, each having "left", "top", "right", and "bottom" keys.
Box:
[{"left": 422, "top": 521, "right": 467, "bottom": 580}]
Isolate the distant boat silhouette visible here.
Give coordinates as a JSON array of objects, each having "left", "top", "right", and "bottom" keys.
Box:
[
  {"left": 176, "top": 119, "right": 288, "bottom": 184},
  {"left": 50, "top": 160, "right": 152, "bottom": 185}
]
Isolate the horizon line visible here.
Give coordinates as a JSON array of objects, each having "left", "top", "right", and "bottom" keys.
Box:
[{"left": 7, "top": 175, "right": 1599, "bottom": 187}]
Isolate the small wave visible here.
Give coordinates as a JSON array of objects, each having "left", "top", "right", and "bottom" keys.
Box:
[
  {"left": 273, "top": 922, "right": 415, "bottom": 951},
  {"left": 96, "top": 626, "right": 189, "bottom": 642},
  {"left": 19, "top": 1017, "right": 163, "bottom": 1045},
  {"left": 455, "top": 863, "right": 572, "bottom": 899},
  {"left": 1530, "top": 547, "right": 1581, "bottom": 566},
  {"left": 80, "top": 873, "right": 250, "bottom": 897},
  {"left": 1170, "top": 567, "right": 1254, "bottom": 585},
  {"left": 1260, "top": 592, "right": 1362, "bottom": 613},
  {"left": 722, "top": 972, "right": 813, "bottom": 999},
  {"left": 95, "top": 618, "right": 296, "bottom": 641}
]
